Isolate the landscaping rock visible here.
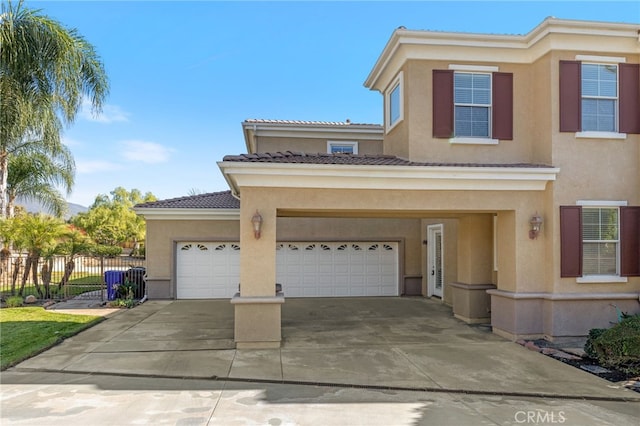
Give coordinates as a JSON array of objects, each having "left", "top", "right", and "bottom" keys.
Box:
[
  {"left": 24, "top": 295, "right": 37, "bottom": 304},
  {"left": 562, "top": 347, "right": 587, "bottom": 357},
  {"left": 525, "top": 341, "right": 541, "bottom": 352},
  {"left": 580, "top": 365, "right": 612, "bottom": 374},
  {"left": 541, "top": 347, "right": 559, "bottom": 355},
  {"left": 515, "top": 339, "right": 526, "bottom": 346},
  {"left": 551, "top": 351, "right": 582, "bottom": 360}
]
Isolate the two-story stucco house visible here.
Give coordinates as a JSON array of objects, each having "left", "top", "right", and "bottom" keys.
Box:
[{"left": 135, "top": 17, "right": 640, "bottom": 349}]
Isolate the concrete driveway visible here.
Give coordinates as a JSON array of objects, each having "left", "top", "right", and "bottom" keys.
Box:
[{"left": 2, "top": 298, "right": 639, "bottom": 425}]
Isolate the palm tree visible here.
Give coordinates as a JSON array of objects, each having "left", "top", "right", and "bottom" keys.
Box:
[
  {"left": 0, "top": 0, "right": 109, "bottom": 218},
  {"left": 7, "top": 146, "right": 74, "bottom": 218},
  {"left": 12, "top": 213, "right": 66, "bottom": 298}
]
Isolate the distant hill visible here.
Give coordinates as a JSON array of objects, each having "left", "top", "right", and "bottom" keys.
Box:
[{"left": 17, "top": 198, "right": 88, "bottom": 220}]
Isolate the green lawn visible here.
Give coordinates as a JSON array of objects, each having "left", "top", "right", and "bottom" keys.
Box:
[
  {"left": 1, "top": 275, "right": 105, "bottom": 299},
  {"left": 0, "top": 307, "right": 103, "bottom": 370}
]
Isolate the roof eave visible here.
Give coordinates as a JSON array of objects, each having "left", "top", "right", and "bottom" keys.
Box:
[
  {"left": 218, "top": 161, "right": 561, "bottom": 193},
  {"left": 134, "top": 207, "right": 240, "bottom": 220}
]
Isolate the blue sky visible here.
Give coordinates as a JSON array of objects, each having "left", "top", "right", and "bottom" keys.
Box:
[{"left": 28, "top": 1, "right": 640, "bottom": 207}]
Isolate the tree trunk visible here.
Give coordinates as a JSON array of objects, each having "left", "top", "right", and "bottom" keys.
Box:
[
  {"left": 31, "top": 255, "right": 43, "bottom": 298},
  {"left": 41, "top": 258, "right": 53, "bottom": 299},
  {"left": 11, "top": 255, "right": 22, "bottom": 296},
  {"left": 58, "top": 257, "right": 75, "bottom": 290},
  {"left": 0, "top": 150, "right": 8, "bottom": 220},
  {"left": 18, "top": 255, "right": 31, "bottom": 296}
]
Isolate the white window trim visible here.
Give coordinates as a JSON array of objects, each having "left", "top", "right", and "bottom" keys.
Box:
[
  {"left": 577, "top": 200, "right": 627, "bottom": 207},
  {"left": 385, "top": 71, "right": 403, "bottom": 133},
  {"left": 449, "top": 64, "right": 499, "bottom": 72},
  {"left": 575, "top": 131, "right": 626, "bottom": 140},
  {"left": 575, "top": 55, "right": 625, "bottom": 64},
  {"left": 575, "top": 200, "right": 628, "bottom": 284},
  {"left": 327, "top": 141, "right": 358, "bottom": 154},
  {"left": 577, "top": 275, "right": 628, "bottom": 284},
  {"left": 449, "top": 137, "right": 499, "bottom": 145}
]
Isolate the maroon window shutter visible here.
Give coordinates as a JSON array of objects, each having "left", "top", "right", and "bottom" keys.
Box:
[
  {"left": 492, "top": 72, "right": 513, "bottom": 140},
  {"left": 619, "top": 63, "right": 640, "bottom": 135},
  {"left": 559, "top": 61, "right": 581, "bottom": 132},
  {"left": 560, "top": 206, "right": 582, "bottom": 277},
  {"left": 620, "top": 206, "right": 640, "bottom": 277},
  {"left": 433, "top": 70, "right": 454, "bottom": 138}
]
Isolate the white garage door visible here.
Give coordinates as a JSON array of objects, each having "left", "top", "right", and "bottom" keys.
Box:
[
  {"left": 176, "top": 242, "right": 240, "bottom": 299},
  {"left": 276, "top": 242, "right": 398, "bottom": 297},
  {"left": 176, "top": 241, "right": 399, "bottom": 299}
]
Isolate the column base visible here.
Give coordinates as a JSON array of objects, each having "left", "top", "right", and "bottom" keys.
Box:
[
  {"left": 449, "top": 282, "right": 495, "bottom": 324},
  {"left": 231, "top": 293, "right": 285, "bottom": 349}
]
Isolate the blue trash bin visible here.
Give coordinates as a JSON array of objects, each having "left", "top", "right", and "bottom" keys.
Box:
[{"left": 105, "top": 270, "right": 125, "bottom": 300}]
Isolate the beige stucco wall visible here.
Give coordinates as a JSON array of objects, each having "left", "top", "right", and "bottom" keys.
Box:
[
  {"left": 548, "top": 50, "right": 640, "bottom": 295},
  {"left": 402, "top": 60, "right": 536, "bottom": 164}
]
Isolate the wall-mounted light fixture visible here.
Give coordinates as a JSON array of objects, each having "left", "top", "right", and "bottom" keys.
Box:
[
  {"left": 529, "top": 213, "right": 543, "bottom": 240},
  {"left": 251, "top": 210, "right": 263, "bottom": 239}
]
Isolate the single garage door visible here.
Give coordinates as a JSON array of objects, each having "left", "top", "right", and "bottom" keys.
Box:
[
  {"left": 176, "top": 241, "right": 399, "bottom": 299},
  {"left": 176, "top": 242, "right": 240, "bottom": 299}
]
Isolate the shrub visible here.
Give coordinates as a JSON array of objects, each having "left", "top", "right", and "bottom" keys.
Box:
[
  {"left": 90, "top": 244, "right": 123, "bottom": 257},
  {"left": 5, "top": 296, "right": 23, "bottom": 308},
  {"left": 584, "top": 327, "right": 607, "bottom": 359},
  {"left": 585, "top": 315, "right": 640, "bottom": 375}
]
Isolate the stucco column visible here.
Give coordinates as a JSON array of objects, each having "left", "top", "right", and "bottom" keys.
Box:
[
  {"left": 451, "top": 215, "right": 495, "bottom": 323},
  {"left": 489, "top": 208, "right": 548, "bottom": 340},
  {"left": 231, "top": 194, "right": 283, "bottom": 348}
]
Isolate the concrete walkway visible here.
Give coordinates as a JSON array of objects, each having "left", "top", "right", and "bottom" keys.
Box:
[{"left": 2, "top": 298, "right": 639, "bottom": 425}]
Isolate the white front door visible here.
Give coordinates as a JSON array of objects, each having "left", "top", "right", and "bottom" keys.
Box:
[{"left": 427, "top": 225, "right": 444, "bottom": 298}]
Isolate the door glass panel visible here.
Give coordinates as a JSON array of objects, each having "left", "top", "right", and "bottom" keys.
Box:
[{"left": 435, "top": 232, "right": 443, "bottom": 290}]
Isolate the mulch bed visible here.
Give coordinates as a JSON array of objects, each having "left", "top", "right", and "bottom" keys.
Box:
[{"left": 520, "top": 339, "right": 640, "bottom": 393}]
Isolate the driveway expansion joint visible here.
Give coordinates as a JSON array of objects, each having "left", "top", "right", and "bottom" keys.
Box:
[{"left": 10, "top": 367, "right": 639, "bottom": 403}]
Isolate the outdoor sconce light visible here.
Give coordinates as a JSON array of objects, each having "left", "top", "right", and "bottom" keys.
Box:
[
  {"left": 529, "top": 213, "right": 543, "bottom": 240},
  {"left": 251, "top": 210, "right": 263, "bottom": 239}
]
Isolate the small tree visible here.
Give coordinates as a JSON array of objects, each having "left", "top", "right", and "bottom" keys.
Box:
[
  {"left": 56, "top": 226, "right": 93, "bottom": 290},
  {"left": 72, "top": 187, "right": 155, "bottom": 250}
]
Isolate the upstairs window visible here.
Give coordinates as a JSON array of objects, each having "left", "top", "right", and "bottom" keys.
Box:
[
  {"left": 454, "top": 72, "right": 491, "bottom": 138},
  {"left": 433, "top": 68, "right": 512, "bottom": 142},
  {"left": 385, "top": 72, "right": 403, "bottom": 132},
  {"left": 581, "top": 64, "right": 618, "bottom": 132},
  {"left": 560, "top": 59, "right": 639, "bottom": 135},
  {"left": 328, "top": 141, "right": 358, "bottom": 154}
]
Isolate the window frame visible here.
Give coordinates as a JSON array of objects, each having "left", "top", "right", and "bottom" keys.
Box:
[
  {"left": 445, "top": 65, "right": 502, "bottom": 144},
  {"left": 576, "top": 200, "right": 627, "bottom": 283},
  {"left": 385, "top": 71, "right": 403, "bottom": 132},
  {"left": 327, "top": 141, "right": 358, "bottom": 154},
  {"left": 579, "top": 62, "right": 619, "bottom": 134},
  {"left": 453, "top": 71, "right": 493, "bottom": 139}
]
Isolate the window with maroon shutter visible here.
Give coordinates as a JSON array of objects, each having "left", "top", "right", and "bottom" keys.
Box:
[
  {"left": 559, "top": 60, "right": 640, "bottom": 134},
  {"left": 433, "top": 69, "right": 513, "bottom": 140},
  {"left": 562, "top": 204, "right": 639, "bottom": 279}
]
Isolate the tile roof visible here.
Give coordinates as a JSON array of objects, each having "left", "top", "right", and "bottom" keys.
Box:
[
  {"left": 222, "top": 151, "right": 554, "bottom": 168},
  {"left": 135, "top": 191, "right": 239, "bottom": 209},
  {"left": 244, "top": 118, "right": 382, "bottom": 128}
]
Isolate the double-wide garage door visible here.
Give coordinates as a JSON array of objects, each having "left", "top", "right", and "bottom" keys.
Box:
[{"left": 176, "top": 241, "right": 399, "bottom": 299}]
